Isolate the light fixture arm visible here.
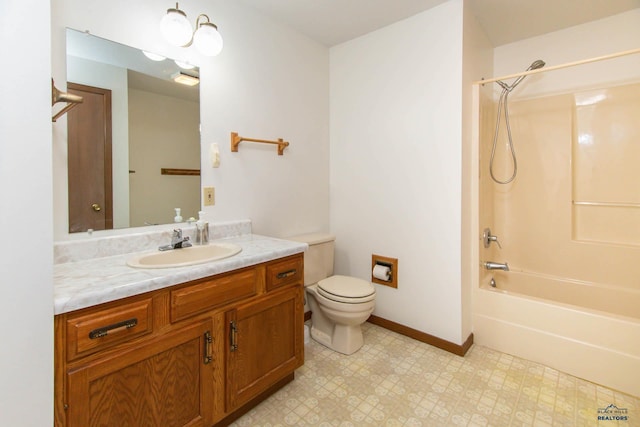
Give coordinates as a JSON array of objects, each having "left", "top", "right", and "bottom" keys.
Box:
[
  {"left": 167, "top": 3, "right": 186, "bottom": 18},
  {"left": 196, "top": 14, "right": 212, "bottom": 28},
  {"left": 161, "top": 3, "right": 223, "bottom": 56},
  {"left": 181, "top": 14, "right": 212, "bottom": 47}
]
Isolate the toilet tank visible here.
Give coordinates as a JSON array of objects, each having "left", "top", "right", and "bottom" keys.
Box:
[{"left": 288, "top": 233, "right": 335, "bottom": 286}]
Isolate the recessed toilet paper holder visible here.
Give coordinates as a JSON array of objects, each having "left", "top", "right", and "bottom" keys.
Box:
[{"left": 371, "top": 254, "right": 398, "bottom": 288}]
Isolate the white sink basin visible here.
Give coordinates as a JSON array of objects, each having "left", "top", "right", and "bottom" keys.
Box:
[{"left": 127, "top": 243, "right": 242, "bottom": 268}]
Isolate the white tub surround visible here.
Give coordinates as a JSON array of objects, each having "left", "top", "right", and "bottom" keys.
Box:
[
  {"left": 54, "top": 220, "right": 307, "bottom": 314},
  {"left": 472, "top": 11, "right": 640, "bottom": 398},
  {"left": 474, "top": 283, "right": 640, "bottom": 398}
]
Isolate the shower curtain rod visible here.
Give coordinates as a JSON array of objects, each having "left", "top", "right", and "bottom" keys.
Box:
[{"left": 475, "top": 47, "right": 640, "bottom": 86}]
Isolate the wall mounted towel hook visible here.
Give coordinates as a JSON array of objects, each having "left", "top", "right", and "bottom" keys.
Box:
[{"left": 51, "top": 79, "right": 83, "bottom": 122}]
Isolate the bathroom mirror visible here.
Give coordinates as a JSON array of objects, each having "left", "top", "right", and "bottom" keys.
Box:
[{"left": 65, "top": 28, "right": 201, "bottom": 233}]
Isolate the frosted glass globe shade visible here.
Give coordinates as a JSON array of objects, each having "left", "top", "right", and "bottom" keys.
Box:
[
  {"left": 143, "top": 51, "right": 166, "bottom": 61},
  {"left": 193, "top": 23, "right": 223, "bottom": 56},
  {"left": 161, "top": 9, "right": 193, "bottom": 47},
  {"left": 175, "top": 60, "right": 196, "bottom": 70}
]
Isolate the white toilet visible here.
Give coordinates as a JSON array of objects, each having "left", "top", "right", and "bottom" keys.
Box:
[{"left": 290, "top": 233, "right": 376, "bottom": 355}]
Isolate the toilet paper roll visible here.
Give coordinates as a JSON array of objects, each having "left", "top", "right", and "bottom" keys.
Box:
[{"left": 373, "top": 264, "right": 391, "bottom": 281}]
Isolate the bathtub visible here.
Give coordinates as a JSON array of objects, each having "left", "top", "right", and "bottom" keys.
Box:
[{"left": 472, "top": 270, "right": 640, "bottom": 397}]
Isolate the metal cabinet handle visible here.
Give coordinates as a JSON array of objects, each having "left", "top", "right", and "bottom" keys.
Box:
[
  {"left": 88, "top": 318, "right": 138, "bottom": 339},
  {"left": 91, "top": 203, "right": 102, "bottom": 212},
  {"left": 204, "top": 331, "right": 213, "bottom": 364},
  {"left": 276, "top": 269, "right": 297, "bottom": 279},
  {"left": 229, "top": 321, "right": 238, "bottom": 352}
]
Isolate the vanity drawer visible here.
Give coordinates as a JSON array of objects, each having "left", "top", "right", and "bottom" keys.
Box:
[
  {"left": 266, "top": 254, "right": 303, "bottom": 291},
  {"left": 66, "top": 298, "right": 153, "bottom": 361},
  {"left": 171, "top": 268, "right": 258, "bottom": 322}
]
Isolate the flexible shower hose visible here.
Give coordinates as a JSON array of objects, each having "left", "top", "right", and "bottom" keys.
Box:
[{"left": 489, "top": 86, "right": 517, "bottom": 184}]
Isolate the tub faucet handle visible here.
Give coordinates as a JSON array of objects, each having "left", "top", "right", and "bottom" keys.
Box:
[{"left": 483, "top": 228, "right": 502, "bottom": 249}]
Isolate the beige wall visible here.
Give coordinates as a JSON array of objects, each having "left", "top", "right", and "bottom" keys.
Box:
[
  {"left": 128, "top": 88, "right": 200, "bottom": 226},
  {"left": 478, "top": 87, "right": 498, "bottom": 264},
  {"left": 462, "top": 2, "right": 494, "bottom": 341}
]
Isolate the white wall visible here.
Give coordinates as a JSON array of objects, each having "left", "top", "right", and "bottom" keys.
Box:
[
  {"left": 52, "top": 0, "right": 330, "bottom": 239},
  {"left": 0, "top": 1, "right": 54, "bottom": 425},
  {"left": 493, "top": 9, "right": 640, "bottom": 100},
  {"left": 330, "top": 0, "right": 466, "bottom": 344},
  {"left": 200, "top": 2, "right": 330, "bottom": 237}
]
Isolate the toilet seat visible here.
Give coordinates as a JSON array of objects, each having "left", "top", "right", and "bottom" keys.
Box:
[{"left": 317, "top": 275, "right": 376, "bottom": 304}]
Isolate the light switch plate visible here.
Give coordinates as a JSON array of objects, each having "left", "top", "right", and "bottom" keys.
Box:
[
  {"left": 210, "top": 143, "right": 220, "bottom": 168},
  {"left": 203, "top": 187, "right": 215, "bottom": 206}
]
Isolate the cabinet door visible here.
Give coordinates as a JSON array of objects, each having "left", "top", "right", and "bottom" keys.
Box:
[
  {"left": 67, "top": 320, "right": 214, "bottom": 427},
  {"left": 226, "top": 286, "right": 304, "bottom": 411}
]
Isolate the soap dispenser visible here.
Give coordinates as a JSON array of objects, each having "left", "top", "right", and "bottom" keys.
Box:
[
  {"left": 195, "top": 211, "right": 209, "bottom": 245},
  {"left": 174, "top": 208, "right": 183, "bottom": 223}
]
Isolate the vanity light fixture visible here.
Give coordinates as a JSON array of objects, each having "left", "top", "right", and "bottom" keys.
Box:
[
  {"left": 172, "top": 71, "right": 200, "bottom": 86},
  {"left": 160, "top": 3, "right": 223, "bottom": 57}
]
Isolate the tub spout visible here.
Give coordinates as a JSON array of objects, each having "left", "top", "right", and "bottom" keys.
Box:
[{"left": 484, "top": 261, "right": 509, "bottom": 271}]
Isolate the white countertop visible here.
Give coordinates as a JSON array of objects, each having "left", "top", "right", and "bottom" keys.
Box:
[{"left": 54, "top": 234, "right": 307, "bottom": 315}]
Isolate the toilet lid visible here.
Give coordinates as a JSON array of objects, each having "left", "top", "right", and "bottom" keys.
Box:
[{"left": 317, "top": 275, "right": 376, "bottom": 300}]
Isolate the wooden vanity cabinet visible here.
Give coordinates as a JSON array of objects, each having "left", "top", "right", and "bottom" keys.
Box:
[
  {"left": 66, "top": 320, "right": 214, "bottom": 427},
  {"left": 54, "top": 253, "right": 304, "bottom": 427},
  {"left": 226, "top": 285, "right": 304, "bottom": 411}
]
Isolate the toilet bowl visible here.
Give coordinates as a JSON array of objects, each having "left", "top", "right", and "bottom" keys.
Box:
[
  {"left": 306, "top": 276, "right": 375, "bottom": 354},
  {"left": 289, "top": 233, "right": 377, "bottom": 355}
]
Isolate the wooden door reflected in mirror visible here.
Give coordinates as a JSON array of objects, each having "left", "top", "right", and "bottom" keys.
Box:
[{"left": 67, "top": 82, "right": 113, "bottom": 233}]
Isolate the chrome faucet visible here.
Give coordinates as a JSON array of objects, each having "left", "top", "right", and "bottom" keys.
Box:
[
  {"left": 484, "top": 261, "right": 509, "bottom": 271},
  {"left": 159, "top": 229, "right": 192, "bottom": 251}
]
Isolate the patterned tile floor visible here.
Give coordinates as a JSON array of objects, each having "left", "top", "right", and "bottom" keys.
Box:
[{"left": 231, "top": 323, "right": 639, "bottom": 427}]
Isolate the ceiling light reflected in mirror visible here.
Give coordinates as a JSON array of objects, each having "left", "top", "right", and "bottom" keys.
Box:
[
  {"left": 142, "top": 51, "right": 167, "bottom": 62},
  {"left": 175, "top": 60, "right": 196, "bottom": 70},
  {"left": 172, "top": 72, "right": 200, "bottom": 86}
]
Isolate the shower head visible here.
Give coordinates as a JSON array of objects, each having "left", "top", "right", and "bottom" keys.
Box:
[
  {"left": 509, "top": 59, "right": 546, "bottom": 91},
  {"left": 528, "top": 59, "right": 546, "bottom": 70}
]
